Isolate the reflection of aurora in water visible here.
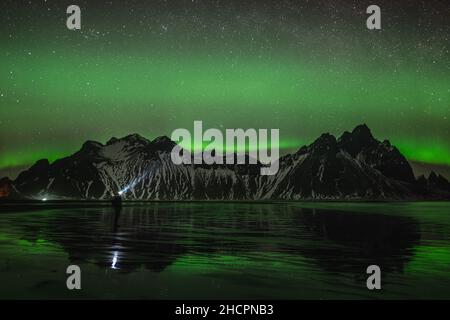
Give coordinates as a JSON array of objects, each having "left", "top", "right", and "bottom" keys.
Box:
[
  {"left": 1, "top": 202, "right": 450, "bottom": 299},
  {"left": 0, "top": 204, "right": 423, "bottom": 274}
]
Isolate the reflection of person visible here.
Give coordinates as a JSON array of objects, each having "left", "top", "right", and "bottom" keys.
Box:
[
  {"left": 111, "top": 194, "right": 122, "bottom": 208},
  {"left": 110, "top": 194, "right": 122, "bottom": 235},
  {"left": 112, "top": 205, "right": 121, "bottom": 233},
  {"left": 111, "top": 195, "right": 122, "bottom": 233}
]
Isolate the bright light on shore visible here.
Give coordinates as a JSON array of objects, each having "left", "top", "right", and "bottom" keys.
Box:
[{"left": 42, "top": 198, "right": 47, "bottom": 201}]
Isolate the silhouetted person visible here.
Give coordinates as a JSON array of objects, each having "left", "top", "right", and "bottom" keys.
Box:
[
  {"left": 111, "top": 194, "right": 122, "bottom": 208},
  {"left": 111, "top": 194, "right": 122, "bottom": 207}
]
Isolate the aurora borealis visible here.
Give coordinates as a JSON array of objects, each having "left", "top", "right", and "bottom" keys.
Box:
[{"left": 0, "top": 0, "right": 449, "bottom": 179}]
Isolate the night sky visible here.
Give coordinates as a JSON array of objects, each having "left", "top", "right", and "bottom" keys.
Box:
[{"left": 0, "top": 0, "right": 449, "bottom": 179}]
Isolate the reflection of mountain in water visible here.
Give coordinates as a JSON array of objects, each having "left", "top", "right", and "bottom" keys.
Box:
[
  {"left": 292, "top": 208, "right": 421, "bottom": 275},
  {"left": 16, "top": 204, "right": 420, "bottom": 275}
]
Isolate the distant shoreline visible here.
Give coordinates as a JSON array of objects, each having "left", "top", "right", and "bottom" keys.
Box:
[{"left": 1, "top": 199, "right": 449, "bottom": 213}]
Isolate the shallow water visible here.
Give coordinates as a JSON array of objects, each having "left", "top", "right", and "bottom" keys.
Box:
[{"left": 0, "top": 202, "right": 449, "bottom": 299}]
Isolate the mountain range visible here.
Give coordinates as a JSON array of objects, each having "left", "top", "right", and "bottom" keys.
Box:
[{"left": 1, "top": 124, "right": 449, "bottom": 200}]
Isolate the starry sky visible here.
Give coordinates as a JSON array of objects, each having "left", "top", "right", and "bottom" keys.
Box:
[{"left": 0, "top": 0, "right": 449, "bottom": 179}]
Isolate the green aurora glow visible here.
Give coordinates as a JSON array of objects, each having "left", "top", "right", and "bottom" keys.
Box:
[{"left": 0, "top": 1, "right": 449, "bottom": 178}]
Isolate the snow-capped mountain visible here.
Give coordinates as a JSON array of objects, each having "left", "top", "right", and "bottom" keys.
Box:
[{"left": 3, "top": 124, "right": 450, "bottom": 200}]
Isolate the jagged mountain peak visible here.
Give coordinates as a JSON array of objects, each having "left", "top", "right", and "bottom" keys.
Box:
[
  {"left": 338, "top": 124, "right": 377, "bottom": 157},
  {"left": 428, "top": 171, "right": 450, "bottom": 186},
  {"left": 352, "top": 123, "right": 373, "bottom": 139},
  {"left": 80, "top": 140, "right": 103, "bottom": 153},
  {"left": 382, "top": 139, "right": 392, "bottom": 148},
  {"left": 341, "top": 123, "right": 374, "bottom": 142},
  {"left": 124, "top": 133, "right": 149, "bottom": 142},
  {"left": 106, "top": 137, "right": 119, "bottom": 145},
  {"left": 147, "top": 136, "right": 176, "bottom": 153},
  {"left": 70, "top": 134, "right": 163, "bottom": 163},
  {"left": 313, "top": 132, "right": 336, "bottom": 143},
  {"left": 416, "top": 171, "right": 450, "bottom": 192},
  {"left": 106, "top": 133, "right": 150, "bottom": 145},
  {"left": 429, "top": 171, "right": 438, "bottom": 179},
  {"left": 32, "top": 158, "right": 50, "bottom": 169},
  {"left": 151, "top": 135, "right": 174, "bottom": 145},
  {"left": 309, "top": 133, "right": 337, "bottom": 155},
  {"left": 97, "top": 134, "right": 152, "bottom": 160}
]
